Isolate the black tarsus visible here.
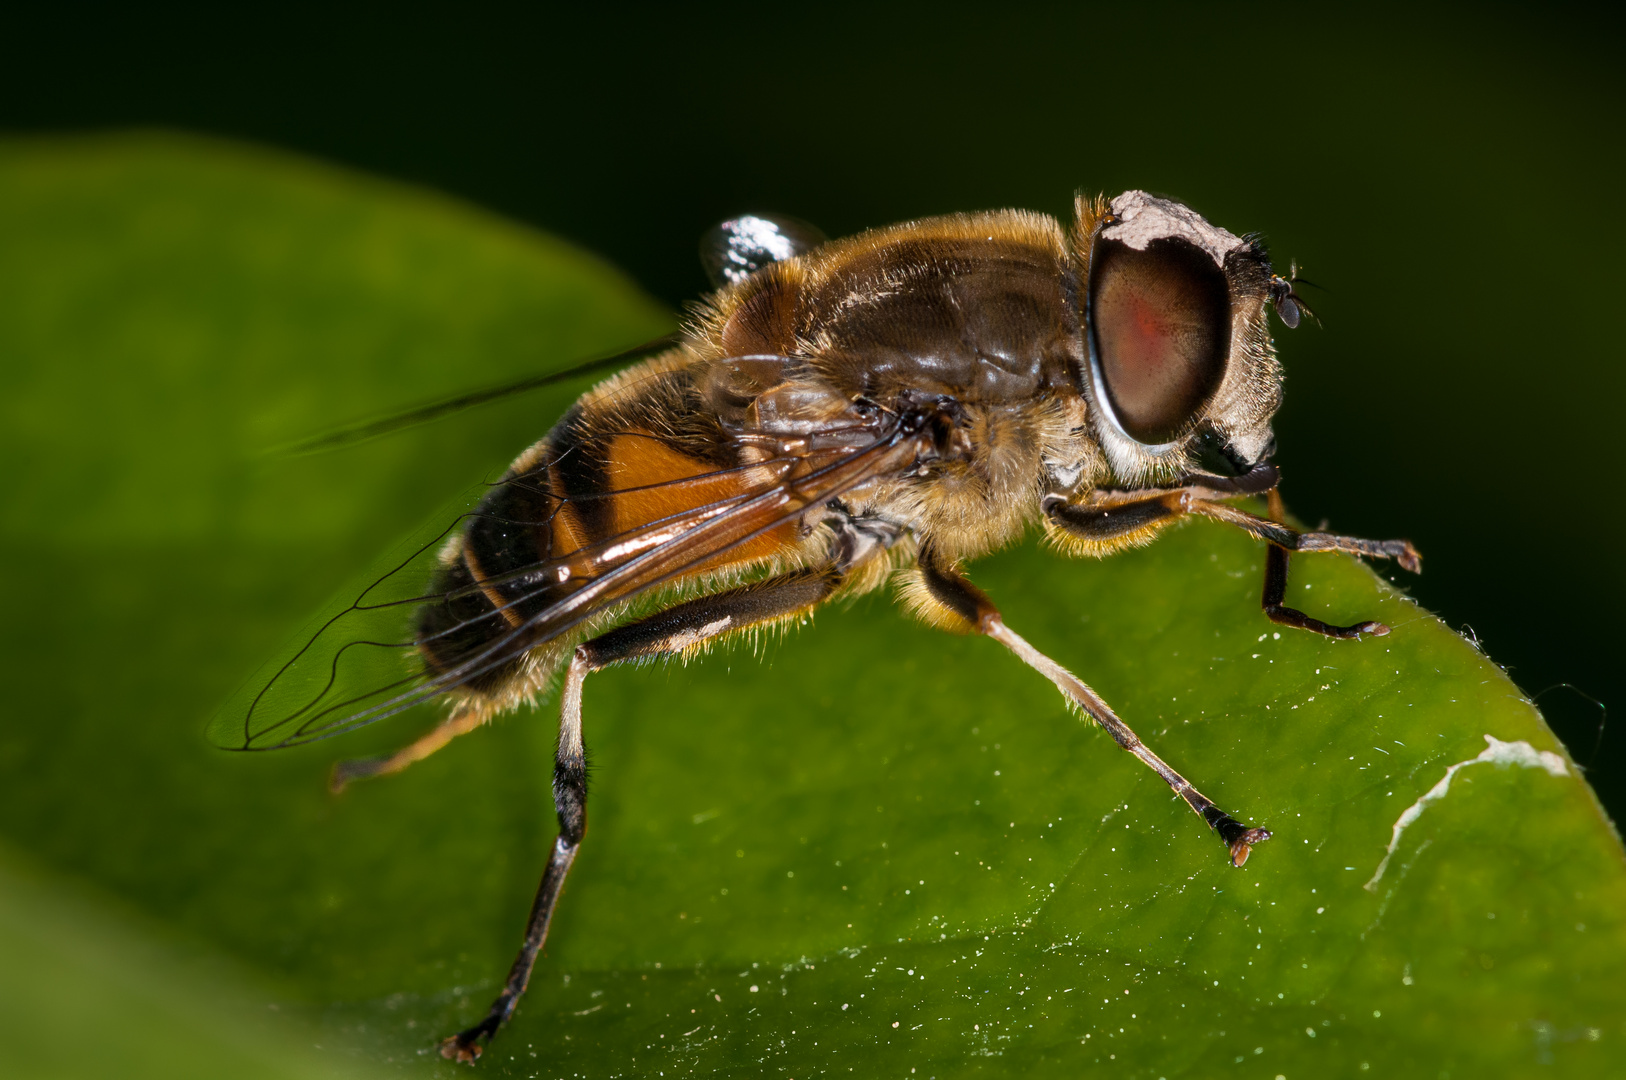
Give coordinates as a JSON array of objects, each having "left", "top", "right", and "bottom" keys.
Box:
[
  {"left": 1203, "top": 805, "right": 1272, "bottom": 855},
  {"left": 440, "top": 830, "right": 579, "bottom": 1062},
  {"left": 1261, "top": 539, "right": 1388, "bottom": 638},
  {"left": 1258, "top": 484, "right": 1391, "bottom": 638}
]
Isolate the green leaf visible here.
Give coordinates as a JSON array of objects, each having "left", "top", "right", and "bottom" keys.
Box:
[
  {"left": 1, "top": 133, "right": 1621, "bottom": 1078},
  {"left": 0, "top": 842, "right": 389, "bottom": 1080}
]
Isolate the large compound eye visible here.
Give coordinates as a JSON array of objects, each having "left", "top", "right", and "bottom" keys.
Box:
[{"left": 1089, "top": 236, "right": 1232, "bottom": 445}]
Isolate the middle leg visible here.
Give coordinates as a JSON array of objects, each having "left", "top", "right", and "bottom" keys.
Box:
[{"left": 909, "top": 545, "right": 1271, "bottom": 867}]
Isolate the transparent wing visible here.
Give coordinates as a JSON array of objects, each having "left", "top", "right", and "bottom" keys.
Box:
[
  {"left": 207, "top": 483, "right": 490, "bottom": 751},
  {"left": 268, "top": 332, "right": 682, "bottom": 456},
  {"left": 210, "top": 412, "right": 928, "bottom": 752}
]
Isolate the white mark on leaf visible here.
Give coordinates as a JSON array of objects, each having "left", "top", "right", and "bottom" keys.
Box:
[{"left": 1365, "top": 735, "right": 1567, "bottom": 890}]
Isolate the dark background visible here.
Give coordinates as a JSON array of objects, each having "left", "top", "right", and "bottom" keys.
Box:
[{"left": 5, "top": 3, "right": 1623, "bottom": 818}]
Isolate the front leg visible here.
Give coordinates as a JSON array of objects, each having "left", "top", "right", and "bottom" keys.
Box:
[
  {"left": 1254, "top": 490, "right": 1388, "bottom": 639},
  {"left": 1186, "top": 489, "right": 1420, "bottom": 573},
  {"left": 1044, "top": 484, "right": 1420, "bottom": 641},
  {"left": 908, "top": 545, "right": 1270, "bottom": 867}
]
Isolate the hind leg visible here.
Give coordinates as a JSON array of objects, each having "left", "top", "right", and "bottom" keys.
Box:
[
  {"left": 329, "top": 703, "right": 488, "bottom": 793},
  {"left": 439, "top": 566, "right": 844, "bottom": 1062}
]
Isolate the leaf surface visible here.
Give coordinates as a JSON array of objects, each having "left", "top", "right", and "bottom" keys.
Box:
[
  {"left": 0, "top": 133, "right": 1620, "bottom": 1078},
  {"left": 0, "top": 843, "right": 388, "bottom": 1080}
]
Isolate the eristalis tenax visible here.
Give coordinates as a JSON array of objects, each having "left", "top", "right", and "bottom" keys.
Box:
[{"left": 214, "top": 189, "right": 1419, "bottom": 1061}]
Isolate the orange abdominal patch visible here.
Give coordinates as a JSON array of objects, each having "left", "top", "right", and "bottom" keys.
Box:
[{"left": 603, "top": 431, "right": 796, "bottom": 571}]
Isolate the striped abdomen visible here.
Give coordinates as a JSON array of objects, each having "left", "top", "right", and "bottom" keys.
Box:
[{"left": 413, "top": 366, "right": 796, "bottom": 692}]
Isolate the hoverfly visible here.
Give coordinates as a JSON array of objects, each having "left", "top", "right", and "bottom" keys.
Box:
[{"left": 213, "top": 190, "right": 1420, "bottom": 1062}]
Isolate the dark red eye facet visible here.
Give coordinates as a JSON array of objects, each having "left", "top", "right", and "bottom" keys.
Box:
[{"left": 1089, "top": 236, "right": 1231, "bottom": 445}]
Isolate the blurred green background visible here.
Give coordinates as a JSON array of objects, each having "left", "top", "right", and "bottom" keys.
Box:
[
  {"left": 2, "top": 5, "right": 1624, "bottom": 1077},
  {"left": 4, "top": 2, "right": 1619, "bottom": 817}
]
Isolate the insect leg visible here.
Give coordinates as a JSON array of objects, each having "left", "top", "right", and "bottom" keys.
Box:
[
  {"left": 1189, "top": 497, "right": 1421, "bottom": 572},
  {"left": 1041, "top": 491, "right": 1182, "bottom": 549},
  {"left": 1260, "top": 537, "right": 1387, "bottom": 639},
  {"left": 1045, "top": 488, "right": 1419, "bottom": 571},
  {"left": 914, "top": 546, "right": 1269, "bottom": 867},
  {"left": 440, "top": 565, "right": 845, "bottom": 1062},
  {"left": 1204, "top": 489, "right": 1417, "bottom": 639},
  {"left": 1259, "top": 488, "right": 1379, "bottom": 636},
  {"left": 1046, "top": 490, "right": 1419, "bottom": 640},
  {"left": 328, "top": 703, "right": 487, "bottom": 793}
]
